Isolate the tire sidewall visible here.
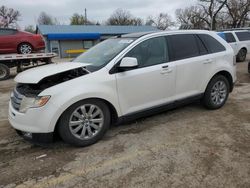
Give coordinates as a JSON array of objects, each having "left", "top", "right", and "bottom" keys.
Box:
[
  {"left": 58, "top": 99, "right": 110, "bottom": 147},
  {"left": 237, "top": 49, "right": 246, "bottom": 62},
  {"left": 0, "top": 64, "right": 10, "bottom": 81},
  {"left": 203, "top": 75, "right": 230, "bottom": 109}
]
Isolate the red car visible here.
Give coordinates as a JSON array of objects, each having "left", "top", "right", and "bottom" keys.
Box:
[{"left": 0, "top": 28, "right": 45, "bottom": 54}]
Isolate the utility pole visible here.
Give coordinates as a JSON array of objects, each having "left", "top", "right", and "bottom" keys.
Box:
[{"left": 85, "top": 8, "right": 87, "bottom": 25}]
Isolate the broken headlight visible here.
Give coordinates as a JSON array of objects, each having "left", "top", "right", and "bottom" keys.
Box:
[{"left": 19, "top": 96, "right": 50, "bottom": 113}]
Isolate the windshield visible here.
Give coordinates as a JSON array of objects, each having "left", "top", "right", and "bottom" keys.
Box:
[{"left": 73, "top": 38, "right": 135, "bottom": 68}]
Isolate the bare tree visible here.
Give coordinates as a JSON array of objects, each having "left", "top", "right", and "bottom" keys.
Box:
[
  {"left": 176, "top": 6, "right": 208, "bottom": 29},
  {"left": 216, "top": 11, "right": 232, "bottom": 29},
  {"left": 176, "top": 0, "right": 250, "bottom": 30},
  {"left": 225, "top": 0, "right": 250, "bottom": 28},
  {"left": 130, "top": 17, "right": 143, "bottom": 26},
  {"left": 70, "top": 13, "right": 86, "bottom": 25},
  {"left": 70, "top": 13, "right": 94, "bottom": 25},
  {"left": 199, "top": 0, "right": 228, "bottom": 30},
  {"left": 0, "top": 5, "right": 21, "bottom": 28},
  {"left": 37, "top": 12, "right": 58, "bottom": 25},
  {"left": 146, "top": 13, "right": 174, "bottom": 30},
  {"left": 106, "top": 9, "right": 143, "bottom": 25},
  {"left": 24, "top": 25, "right": 35, "bottom": 33}
]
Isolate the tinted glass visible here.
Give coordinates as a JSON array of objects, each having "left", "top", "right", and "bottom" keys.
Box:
[
  {"left": 125, "top": 36, "right": 168, "bottom": 68},
  {"left": 168, "top": 34, "right": 200, "bottom": 61},
  {"left": 198, "top": 34, "right": 226, "bottom": 53},
  {"left": 0, "top": 29, "right": 16, "bottom": 36},
  {"left": 195, "top": 35, "right": 209, "bottom": 55},
  {"left": 225, "top": 33, "right": 236, "bottom": 43},
  {"left": 235, "top": 31, "right": 250, "bottom": 41}
]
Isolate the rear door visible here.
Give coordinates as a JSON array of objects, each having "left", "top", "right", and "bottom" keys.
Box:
[
  {"left": 167, "top": 34, "right": 209, "bottom": 99},
  {"left": 224, "top": 32, "right": 238, "bottom": 55},
  {"left": 235, "top": 31, "right": 250, "bottom": 51},
  {"left": 167, "top": 33, "right": 226, "bottom": 99}
]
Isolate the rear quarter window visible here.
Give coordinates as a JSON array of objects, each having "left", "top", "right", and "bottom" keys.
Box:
[
  {"left": 235, "top": 31, "right": 250, "bottom": 41},
  {"left": 225, "top": 33, "right": 236, "bottom": 43},
  {"left": 198, "top": 34, "right": 226, "bottom": 53}
]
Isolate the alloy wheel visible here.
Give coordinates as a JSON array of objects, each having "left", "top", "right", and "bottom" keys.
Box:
[
  {"left": 211, "top": 80, "right": 227, "bottom": 106},
  {"left": 69, "top": 104, "right": 104, "bottom": 140},
  {"left": 20, "top": 44, "right": 32, "bottom": 54}
]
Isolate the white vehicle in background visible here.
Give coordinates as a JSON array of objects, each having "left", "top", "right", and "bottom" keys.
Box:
[
  {"left": 218, "top": 30, "right": 250, "bottom": 62},
  {"left": 9, "top": 30, "right": 236, "bottom": 147}
]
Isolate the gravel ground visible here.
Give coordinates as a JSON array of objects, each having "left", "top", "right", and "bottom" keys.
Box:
[{"left": 0, "top": 57, "right": 250, "bottom": 188}]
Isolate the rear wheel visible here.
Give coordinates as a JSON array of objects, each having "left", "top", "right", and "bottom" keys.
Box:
[
  {"left": 236, "top": 48, "right": 247, "bottom": 62},
  {"left": 0, "top": 63, "right": 10, "bottom": 81},
  {"left": 18, "top": 43, "right": 33, "bottom": 54},
  {"left": 58, "top": 99, "right": 110, "bottom": 147},
  {"left": 202, "top": 75, "right": 229, "bottom": 110}
]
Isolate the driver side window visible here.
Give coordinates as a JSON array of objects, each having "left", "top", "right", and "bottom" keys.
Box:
[{"left": 125, "top": 36, "right": 169, "bottom": 68}]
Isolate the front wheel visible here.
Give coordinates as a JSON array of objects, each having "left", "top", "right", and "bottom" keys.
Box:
[
  {"left": 58, "top": 99, "right": 110, "bottom": 147},
  {"left": 202, "top": 75, "right": 229, "bottom": 110}
]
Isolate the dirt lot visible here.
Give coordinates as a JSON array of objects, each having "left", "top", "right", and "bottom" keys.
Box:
[{"left": 0, "top": 58, "right": 250, "bottom": 188}]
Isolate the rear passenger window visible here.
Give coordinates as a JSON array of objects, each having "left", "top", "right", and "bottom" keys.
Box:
[
  {"left": 235, "top": 32, "right": 250, "bottom": 41},
  {"left": 225, "top": 33, "right": 236, "bottom": 43},
  {"left": 0, "top": 29, "right": 16, "bottom": 36},
  {"left": 168, "top": 34, "right": 200, "bottom": 61},
  {"left": 198, "top": 34, "right": 226, "bottom": 53}
]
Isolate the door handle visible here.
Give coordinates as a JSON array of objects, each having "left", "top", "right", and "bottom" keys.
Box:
[
  {"left": 162, "top": 65, "right": 169, "bottom": 68},
  {"left": 161, "top": 68, "right": 172, "bottom": 74},
  {"left": 203, "top": 59, "right": 213, "bottom": 64}
]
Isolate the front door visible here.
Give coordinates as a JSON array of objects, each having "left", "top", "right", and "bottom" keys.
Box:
[{"left": 115, "top": 36, "right": 176, "bottom": 115}]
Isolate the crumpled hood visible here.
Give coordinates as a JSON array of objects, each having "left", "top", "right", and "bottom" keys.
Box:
[{"left": 15, "top": 62, "right": 90, "bottom": 84}]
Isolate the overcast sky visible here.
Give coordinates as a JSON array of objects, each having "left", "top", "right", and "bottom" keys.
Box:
[{"left": 2, "top": 0, "right": 197, "bottom": 28}]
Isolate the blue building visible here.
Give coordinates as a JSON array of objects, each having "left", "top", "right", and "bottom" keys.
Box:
[{"left": 36, "top": 25, "right": 158, "bottom": 58}]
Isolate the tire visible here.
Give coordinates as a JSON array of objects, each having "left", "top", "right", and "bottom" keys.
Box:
[
  {"left": 236, "top": 48, "right": 247, "bottom": 62},
  {"left": 0, "top": 63, "right": 10, "bottom": 81},
  {"left": 58, "top": 99, "right": 111, "bottom": 147},
  {"left": 18, "top": 43, "right": 33, "bottom": 54},
  {"left": 202, "top": 75, "right": 229, "bottom": 110}
]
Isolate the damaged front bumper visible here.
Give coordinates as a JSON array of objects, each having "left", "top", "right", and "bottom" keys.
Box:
[
  {"left": 8, "top": 101, "right": 57, "bottom": 144},
  {"left": 8, "top": 101, "right": 52, "bottom": 132},
  {"left": 9, "top": 102, "right": 54, "bottom": 144}
]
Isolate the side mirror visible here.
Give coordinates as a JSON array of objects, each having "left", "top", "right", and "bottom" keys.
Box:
[{"left": 119, "top": 57, "right": 138, "bottom": 69}]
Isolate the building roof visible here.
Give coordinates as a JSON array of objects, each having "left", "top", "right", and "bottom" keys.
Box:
[{"left": 37, "top": 25, "right": 159, "bottom": 35}]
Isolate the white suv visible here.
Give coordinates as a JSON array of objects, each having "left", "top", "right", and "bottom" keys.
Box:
[
  {"left": 9, "top": 30, "right": 236, "bottom": 146},
  {"left": 218, "top": 30, "right": 250, "bottom": 62}
]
